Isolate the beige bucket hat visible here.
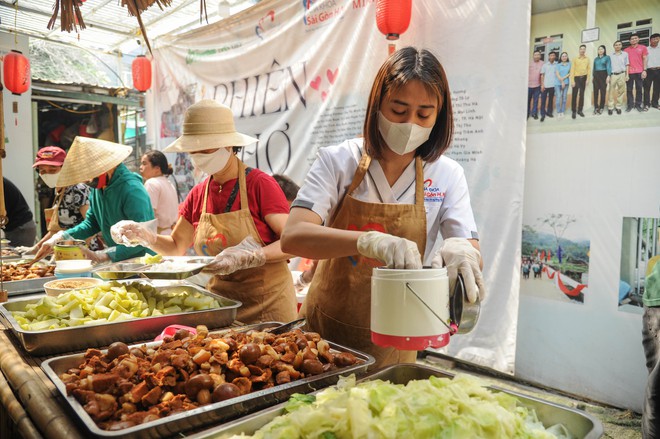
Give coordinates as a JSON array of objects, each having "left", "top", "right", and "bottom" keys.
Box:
[
  {"left": 163, "top": 100, "right": 258, "bottom": 153},
  {"left": 56, "top": 136, "right": 133, "bottom": 187}
]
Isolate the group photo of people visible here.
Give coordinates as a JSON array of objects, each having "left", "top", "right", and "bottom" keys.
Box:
[{"left": 527, "top": 28, "right": 659, "bottom": 131}]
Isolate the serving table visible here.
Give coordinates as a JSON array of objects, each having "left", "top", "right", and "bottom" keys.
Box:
[
  {"left": 0, "top": 315, "right": 244, "bottom": 439},
  {"left": 0, "top": 322, "right": 84, "bottom": 439}
]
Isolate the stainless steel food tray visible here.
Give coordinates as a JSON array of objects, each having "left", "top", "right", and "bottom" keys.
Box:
[
  {"left": 93, "top": 256, "right": 215, "bottom": 280},
  {"left": 1, "top": 260, "right": 55, "bottom": 296},
  {"left": 0, "top": 248, "right": 22, "bottom": 261},
  {"left": 190, "top": 363, "right": 603, "bottom": 439},
  {"left": 0, "top": 279, "right": 240, "bottom": 355},
  {"left": 3, "top": 275, "right": 56, "bottom": 296},
  {"left": 40, "top": 323, "right": 375, "bottom": 439}
]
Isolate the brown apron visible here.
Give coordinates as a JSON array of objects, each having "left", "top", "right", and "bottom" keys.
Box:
[
  {"left": 45, "top": 190, "right": 65, "bottom": 233},
  {"left": 192, "top": 159, "right": 297, "bottom": 324},
  {"left": 302, "top": 153, "right": 427, "bottom": 368}
]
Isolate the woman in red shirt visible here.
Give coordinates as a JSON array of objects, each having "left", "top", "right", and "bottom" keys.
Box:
[{"left": 112, "top": 100, "right": 297, "bottom": 324}]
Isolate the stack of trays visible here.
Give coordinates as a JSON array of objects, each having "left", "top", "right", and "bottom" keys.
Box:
[{"left": 92, "top": 256, "right": 215, "bottom": 280}]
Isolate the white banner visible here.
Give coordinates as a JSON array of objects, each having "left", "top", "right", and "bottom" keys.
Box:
[{"left": 152, "top": 0, "right": 530, "bottom": 373}]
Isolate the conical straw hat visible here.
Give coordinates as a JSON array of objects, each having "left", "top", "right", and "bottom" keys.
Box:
[
  {"left": 57, "top": 137, "right": 133, "bottom": 187},
  {"left": 163, "top": 100, "right": 258, "bottom": 153}
]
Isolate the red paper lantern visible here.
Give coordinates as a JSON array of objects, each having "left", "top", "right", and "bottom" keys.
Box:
[
  {"left": 3, "top": 50, "right": 31, "bottom": 95},
  {"left": 132, "top": 55, "right": 152, "bottom": 92},
  {"left": 376, "top": 0, "right": 412, "bottom": 41}
]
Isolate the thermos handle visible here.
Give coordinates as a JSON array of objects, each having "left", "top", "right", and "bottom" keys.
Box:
[
  {"left": 405, "top": 282, "right": 457, "bottom": 335},
  {"left": 450, "top": 273, "right": 480, "bottom": 334},
  {"left": 449, "top": 274, "right": 465, "bottom": 329}
]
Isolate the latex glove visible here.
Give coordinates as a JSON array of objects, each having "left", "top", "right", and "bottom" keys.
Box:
[
  {"left": 203, "top": 236, "right": 266, "bottom": 276},
  {"left": 432, "top": 237, "right": 485, "bottom": 303},
  {"left": 110, "top": 220, "right": 157, "bottom": 248},
  {"left": 294, "top": 270, "right": 312, "bottom": 293},
  {"left": 79, "top": 246, "right": 114, "bottom": 264},
  {"left": 357, "top": 231, "right": 422, "bottom": 269},
  {"left": 33, "top": 230, "right": 71, "bottom": 262},
  {"left": 15, "top": 245, "right": 38, "bottom": 255}
]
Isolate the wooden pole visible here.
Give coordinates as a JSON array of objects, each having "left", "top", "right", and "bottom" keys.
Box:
[{"left": 0, "top": 82, "right": 7, "bottom": 225}]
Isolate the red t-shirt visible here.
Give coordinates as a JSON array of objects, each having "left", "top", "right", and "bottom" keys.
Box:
[{"left": 180, "top": 169, "right": 289, "bottom": 245}]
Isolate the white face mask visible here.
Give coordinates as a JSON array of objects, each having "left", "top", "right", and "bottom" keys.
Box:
[
  {"left": 378, "top": 111, "right": 434, "bottom": 155},
  {"left": 190, "top": 148, "right": 231, "bottom": 175},
  {"left": 40, "top": 172, "right": 60, "bottom": 188}
]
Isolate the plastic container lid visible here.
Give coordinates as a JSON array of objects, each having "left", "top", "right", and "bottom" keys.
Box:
[{"left": 55, "top": 259, "right": 93, "bottom": 273}]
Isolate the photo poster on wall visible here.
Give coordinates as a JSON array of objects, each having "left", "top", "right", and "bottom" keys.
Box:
[
  {"left": 520, "top": 213, "right": 590, "bottom": 305},
  {"left": 152, "top": 0, "right": 531, "bottom": 373},
  {"left": 619, "top": 216, "right": 660, "bottom": 313},
  {"left": 517, "top": 0, "right": 660, "bottom": 411}
]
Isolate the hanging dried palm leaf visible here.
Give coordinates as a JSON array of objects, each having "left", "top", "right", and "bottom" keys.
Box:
[
  {"left": 47, "top": 0, "right": 209, "bottom": 56},
  {"left": 48, "top": 0, "right": 86, "bottom": 33}
]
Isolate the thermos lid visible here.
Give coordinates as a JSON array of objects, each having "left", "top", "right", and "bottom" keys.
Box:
[{"left": 449, "top": 274, "right": 480, "bottom": 334}]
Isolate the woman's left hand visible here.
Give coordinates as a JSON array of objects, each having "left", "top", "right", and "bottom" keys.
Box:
[
  {"left": 204, "top": 236, "right": 266, "bottom": 276},
  {"left": 80, "top": 246, "right": 111, "bottom": 264},
  {"left": 432, "top": 237, "right": 485, "bottom": 303}
]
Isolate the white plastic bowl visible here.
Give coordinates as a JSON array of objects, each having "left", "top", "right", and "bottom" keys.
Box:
[{"left": 43, "top": 277, "right": 104, "bottom": 296}]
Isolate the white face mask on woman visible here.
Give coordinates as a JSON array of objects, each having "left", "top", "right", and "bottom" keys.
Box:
[
  {"left": 40, "top": 172, "right": 60, "bottom": 188},
  {"left": 377, "top": 111, "right": 434, "bottom": 155},
  {"left": 190, "top": 148, "right": 231, "bottom": 175}
]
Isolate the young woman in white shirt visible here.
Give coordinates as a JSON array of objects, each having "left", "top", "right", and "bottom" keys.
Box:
[
  {"left": 139, "top": 150, "right": 180, "bottom": 235},
  {"left": 281, "top": 47, "right": 485, "bottom": 367}
]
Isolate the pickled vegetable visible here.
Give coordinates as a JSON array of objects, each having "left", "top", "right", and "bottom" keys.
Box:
[{"left": 11, "top": 281, "right": 221, "bottom": 331}]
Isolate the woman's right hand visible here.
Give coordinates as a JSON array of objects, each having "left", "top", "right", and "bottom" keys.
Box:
[
  {"left": 110, "top": 220, "right": 157, "bottom": 247},
  {"left": 357, "top": 231, "right": 422, "bottom": 269}
]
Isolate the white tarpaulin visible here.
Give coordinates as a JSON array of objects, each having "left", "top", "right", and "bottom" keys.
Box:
[{"left": 152, "top": 0, "right": 530, "bottom": 373}]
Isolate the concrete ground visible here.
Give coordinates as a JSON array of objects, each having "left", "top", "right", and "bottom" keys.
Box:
[{"left": 418, "top": 353, "right": 642, "bottom": 439}]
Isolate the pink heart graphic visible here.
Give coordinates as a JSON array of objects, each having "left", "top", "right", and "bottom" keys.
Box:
[
  {"left": 326, "top": 68, "right": 338, "bottom": 85},
  {"left": 321, "top": 91, "right": 328, "bottom": 101},
  {"left": 310, "top": 76, "right": 322, "bottom": 90}
]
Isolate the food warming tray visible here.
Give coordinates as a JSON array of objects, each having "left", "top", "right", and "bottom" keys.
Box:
[
  {"left": 92, "top": 256, "right": 215, "bottom": 280},
  {"left": 3, "top": 275, "right": 57, "bottom": 296},
  {"left": 190, "top": 363, "right": 604, "bottom": 439},
  {"left": 40, "top": 323, "right": 375, "bottom": 439},
  {"left": 0, "top": 247, "right": 23, "bottom": 261},
  {"left": 0, "top": 279, "right": 240, "bottom": 355},
  {"left": 1, "top": 260, "right": 56, "bottom": 296}
]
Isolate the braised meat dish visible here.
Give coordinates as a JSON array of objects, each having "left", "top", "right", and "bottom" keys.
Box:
[{"left": 59, "top": 325, "right": 360, "bottom": 431}]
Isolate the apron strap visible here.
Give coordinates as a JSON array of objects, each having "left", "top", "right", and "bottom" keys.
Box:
[
  {"left": 414, "top": 157, "right": 425, "bottom": 207},
  {"left": 346, "top": 153, "right": 371, "bottom": 196},
  {"left": 238, "top": 159, "right": 249, "bottom": 212},
  {"left": 224, "top": 166, "right": 253, "bottom": 213},
  {"left": 348, "top": 153, "right": 425, "bottom": 206},
  {"left": 53, "top": 189, "right": 66, "bottom": 209},
  {"left": 201, "top": 177, "right": 212, "bottom": 215}
]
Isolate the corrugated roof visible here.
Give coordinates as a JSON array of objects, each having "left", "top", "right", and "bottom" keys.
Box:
[
  {"left": 0, "top": 0, "right": 256, "bottom": 54},
  {"left": 30, "top": 38, "right": 123, "bottom": 88}
]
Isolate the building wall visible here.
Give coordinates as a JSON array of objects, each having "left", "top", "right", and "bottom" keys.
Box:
[
  {"left": 0, "top": 32, "right": 35, "bottom": 227},
  {"left": 518, "top": 0, "right": 660, "bottom": 411}
]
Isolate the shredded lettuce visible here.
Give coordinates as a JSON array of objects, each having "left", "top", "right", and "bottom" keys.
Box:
[{"left": 225, "top": 374, "right": 574, "bottom": 439}]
